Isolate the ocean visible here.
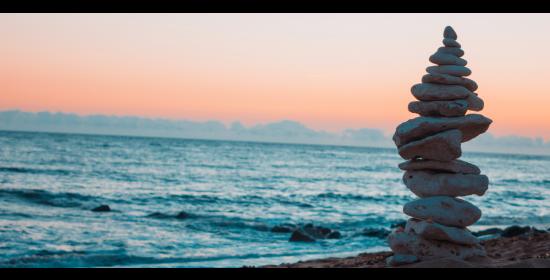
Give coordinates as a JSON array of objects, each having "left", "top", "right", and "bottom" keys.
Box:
[{"left": 0, "top": 130, "right": 549, "bottom": 267}]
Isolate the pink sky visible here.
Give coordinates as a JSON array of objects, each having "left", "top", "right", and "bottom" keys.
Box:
[{"left": 1, "top": 14, "right": 550, "bottom": 139}]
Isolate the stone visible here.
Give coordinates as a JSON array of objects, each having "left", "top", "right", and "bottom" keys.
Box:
[
  {"left": 429, "top": 52, "right": 467, "bottom": 66},
  {"left": 388, "top": 230, "right": 486, "bottom": 261},
  {"left": 401, "top": 257, "right": 480, "bottom": 268},
  {"left": 437, "top": 47, "right": 464, "bottom": 57},
  {"left": 271, "top": 224, "right": 297, "bottom": 233},
  {"left": 443, "top": 38, "right": 461, "bottom": 48},
  {"left": 303, "top": 224, "right": 341, "bottom": 239},
  {"left": 289, "top": 229, "right": 315, "bottom": 242},
  {"left": 91, "top": 205, "right": 111, "bottom": 212},
  {"left": 405, "top": 218, "right": 480, "bottom": 245},
  {"left": 403, "top": 196, "right": 482, "bottom": 227},
  {"left": 408, "top": 100, "right": 468, "bottom": 117},
  {"left": 175, "top": 211, "right": 191, "bottom": 219},
  {"left": 398, "top": 159, "right": 481, "bottom": 174},
  {"left": 392, "top": 114, "right": 492, "bottom": 147},
  {"left": 386, "top": 254, "right": 419, "bottom": 266},
  {"left": 444, "top": 26, "right": 457, "bottom": 40},
  {"left": 472, "top": 227, "right": 504, "bottom": 237},
  {"left": 398, "top": 129, "right": 462, "bottom": 161},
  {"left": 363, "top": 228, "right": 391, "bottom": 239},
  {"left": 411, "top": 83, "right": 471, "bottom": 101},
  {"left": 147, "top": 211, "right": 192, "bottom": 219},
  {"left": 421, "top": 73, "right": 478, "bottom": 91},
  {"left": 427, "top": 65, "right": 471, "bottom": 77},
  {"left": 327, "top": 231, "right": 342, "bottom": 239},
  {"left": 403, "top": 170, "right": 489, "bottom": 197},
  {"left": 501, "top": 226, "right": 532, "bottom": 238},
  {"left": 466, "top": 92, "right": 484, "bottom": 111}
]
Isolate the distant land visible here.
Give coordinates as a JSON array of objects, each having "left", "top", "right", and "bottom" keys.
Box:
[{"left": 1, "top": 110, "right": 550, "bottom": 156}]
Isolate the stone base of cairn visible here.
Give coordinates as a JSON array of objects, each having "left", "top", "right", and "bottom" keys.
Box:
[{"left": 387, "top": 26, "right": 493, "bottom": 266}]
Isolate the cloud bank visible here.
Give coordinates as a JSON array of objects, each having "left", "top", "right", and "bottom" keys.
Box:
[{"left": 1, "top": 110, "right": 549, "bottom": 156}]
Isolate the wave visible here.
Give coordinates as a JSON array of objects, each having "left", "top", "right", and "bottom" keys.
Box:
[
  {"left": 493, "top": 178, "right": 550, "bottom": 186},
  {"left": 316, "top": 192, "right": 410, "bottom": 204},
  {"left": 146, "top": 211, "right": 194, "bottom": 220},
  {"left": 0, "top": 188, "right": 98, "bottom": 208},
  {"left": 0, "top": 248, "right": 319, "bottom": 268},
  {"left": 0, "top": 166, "right": 77, "bottom": 176}
]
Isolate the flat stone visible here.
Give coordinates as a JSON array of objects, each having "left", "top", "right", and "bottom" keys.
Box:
[
  {"left": 398, "top": 129, "right": 462, "bottom": 161},
  {"left": 466, "top": 92, "right": 484, "bottom": 111},
  {"left": 429, "top": 52, "right": 467, "bottom": 66},
  {"left": 392, "top": 114, "right": 492, "bottom": 147},
  {"left": 91, "top": 205, "right": 111, "bottom": 212},
  {"left": 398, "top": 159, "right": 481, "bottom": 174},
  {"left": 421, "top": 73, "right": 477, "bottom": 91},
  {"left": 403, "top": 196, "right": 482, "bottom": 227},
  {"left": 437, "top": 47, "right": 464, "bottom": 57},
  {"left": 405, "top": 218, "right": 480, "bottom": 246},
  {"left": 401, "top": 258, "right": 480, "bottom": 268},
  {"left": 443, "top": 38, "right": 461, "bottom": 48},
  {"left": 408, "top": 100, "right": 468, "bottom": 117},
  {"left": 386, "top": 254, "right": 419, "bottom": 266},
  {"left": 427, "top": 65, "right": 471, "bottom": 77},
  {"left": 388, "top": 230, "right": 486, "bottom": 261},
  {"left": 444, "top": 26, "right": 457, "bottom": 40},
  {"left": 403, "top": 170, "right": 489, "bottom": 197},
  {"left": 411, "top": 83, "right": 471, "bottom": 101}
]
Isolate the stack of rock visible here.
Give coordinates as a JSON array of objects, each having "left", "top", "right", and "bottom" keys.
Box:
[{"left": 387, "top": 26, "right": 493, "bottom": 266}]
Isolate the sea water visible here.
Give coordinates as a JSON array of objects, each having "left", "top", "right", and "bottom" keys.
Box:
[{"left": 0, "top": 130, "right": 549, "bottom": 267}]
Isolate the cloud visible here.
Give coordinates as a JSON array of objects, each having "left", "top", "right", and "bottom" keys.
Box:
[{"left": 1, "top": 110, "right": 549, "bottom": 155}]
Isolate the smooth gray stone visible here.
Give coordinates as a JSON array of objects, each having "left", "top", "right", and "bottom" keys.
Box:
[
  {"left": 427, "top": 65, "right": 471, "bottom": 77},
  {"left": 443, "top": 38, "right": 461, "bottom": 48},
  {"left": 405, "top": 218, "right": 480, "bottom": 246},
  {"left": 403, "top": 196, "right": 482, "bottom": 227},
  {"left": 466, "top": 92, "right": 484, "bottom": 111},
  {"left": 408, "top": 100, "right": 468, "bottom": 117},
  {"left": 388, "top": 230, "right": 486, "bottom": 261},
  {"left": 437, "top": 47, "right": 464, "bottom": 57},
  {"left": 386, "top": 254, "right": 419, "bottom": 266},
  {"left": 422, "top": 73, "right": 478, "bottom": 91},
  {"left": 411, "top": 83, "right": 471, "bottom": 101},
  {"left": 444, "top": 26, "right": 458, "bottom": 40},
  {"left": 398, "top": 129, "right": 462, "bottom": 161},
  {"left": 429, "top": 52, "right": 467, "bottom": 66},
  {"left": 398, "top": 159, "right": 481, "bottom": 174},
  {"left": 392, "top": 114, "right": 492, "bottom": 147},
  {"left": 403, "top": 170, "right": 489, "bottom": 197}
]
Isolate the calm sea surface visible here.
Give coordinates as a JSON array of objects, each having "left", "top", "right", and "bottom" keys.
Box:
[{"left": 0, "top": 130, "right": 549, "bottom": 267}]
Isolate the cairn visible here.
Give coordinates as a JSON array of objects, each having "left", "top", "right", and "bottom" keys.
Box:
[{"left": 387, "top": 26, "right": 492, "bottom": 266}]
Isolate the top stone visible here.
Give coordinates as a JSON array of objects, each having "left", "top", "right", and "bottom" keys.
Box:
[{"left": 444, "top": 26, "right": 457, "bottom": 40}]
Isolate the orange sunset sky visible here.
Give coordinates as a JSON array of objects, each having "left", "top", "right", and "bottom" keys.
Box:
[{"left": 1, "top": 13, "right": 549, "bottom": 139}]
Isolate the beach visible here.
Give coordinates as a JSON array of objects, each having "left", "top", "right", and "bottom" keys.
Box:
[{"left": 264, "top": 228, "right": 550, "bottom": 268}]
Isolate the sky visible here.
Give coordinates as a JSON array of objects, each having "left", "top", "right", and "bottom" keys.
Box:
[{"left": 1, "top": 13, "right": 550, "bottom": 139}]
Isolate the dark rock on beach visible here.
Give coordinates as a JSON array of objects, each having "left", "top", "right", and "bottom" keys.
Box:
[
  {"left": 175, "top": 211, "right": 191, "bottom": 219},
  {"left": 289, "top": 229, "right": 316, "bottom": 242},
  {"left": 288, "top": 224, "right": 341, "bottom": 242},
  {"left": 271, "top": 223, "right": 298, "bottom": 233},
  {"left": 362, "top": 228, "right": 391, "bottom": 239},
  {"left": 91, "top": 205, "right": 111, "bottom": 212},
  {"left": 472, "top": 228, "right": 504, "bottom": 237},
  {"left": 501, "top": 225, "right": 532, "bottom": 238},
  {"left": 501, "top": 226, "right": 544, "bottom": 238},
  {"left": 147, "top": 211, "right": 192, "bottom": 220}
]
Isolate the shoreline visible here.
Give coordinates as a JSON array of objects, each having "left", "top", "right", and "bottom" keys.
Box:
[{"left": 261, "top": 229, "right": 550, "bottom": 268}]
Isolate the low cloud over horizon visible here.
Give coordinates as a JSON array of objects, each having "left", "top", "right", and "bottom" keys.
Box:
[{"left": 1, "top": 110, "right": 549, "bottom": 156}]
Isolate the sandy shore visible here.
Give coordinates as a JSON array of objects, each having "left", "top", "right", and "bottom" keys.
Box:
[{"left": 262, "top": 230, "right": 550, "bottom": 268}]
